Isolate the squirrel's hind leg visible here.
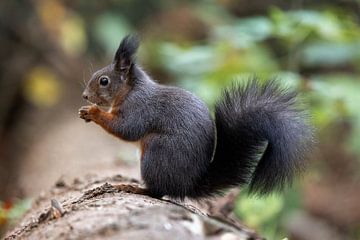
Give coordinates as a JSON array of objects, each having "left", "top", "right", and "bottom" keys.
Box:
[
  {"left": 113, "top": 184, "right": 164, "bottom": 199},
  {"left": 140, "top": 134, "right": 200, "bottom": 200}
]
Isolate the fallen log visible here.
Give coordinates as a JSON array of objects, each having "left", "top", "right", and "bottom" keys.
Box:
[{"left": 5, "top": 174, "right": 262, "bottom": 240}]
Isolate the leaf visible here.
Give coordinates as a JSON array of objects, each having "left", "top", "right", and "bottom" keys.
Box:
[
  {"left": 36, "top": 0, "right": 66, "bottom": 33},
  {"left": 235, "top": 194, "right": 284, "bottom": 227},
  {"left": 94, "top": 14, "right": 131, "bottom": 57},
  {"left": 311, "top": 74, "right": 360, "bottom": 155},
  {"left": 160, "top": 43, "right": 216, "bottom": 76},
  {"left": 301, "top": 42, "right": 360, "bottom": 67},
  {"left": 59, "top": 13, "right": 87, "bottom": 56},
  {"left": 23, "top": 67, "right": 62, "bottom": 107},
  {"left": 213, "top": 16, "right": 273, "bottom": 48},
  {"left": 6, "top": 199, "right": 32, "bottom": 224}
]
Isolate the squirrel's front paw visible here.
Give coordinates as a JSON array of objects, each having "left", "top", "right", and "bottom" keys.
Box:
[{"left": 78, "top": 105, "right": 99, "bottom": 122}]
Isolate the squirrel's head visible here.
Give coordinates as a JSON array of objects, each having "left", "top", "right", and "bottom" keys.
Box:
[{"left": 82, "top": 34, "right": 139, "bottom": 107}]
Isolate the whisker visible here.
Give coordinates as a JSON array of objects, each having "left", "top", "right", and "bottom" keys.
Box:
[
  {"left": 78, "top": 81, "right": 85, "bottom": 88},
  {"left": 82, "top": 70, "right": 86, "bottom": 87},
  {"left": 89, "top": 60, "right": 94, "bottom": 74}
]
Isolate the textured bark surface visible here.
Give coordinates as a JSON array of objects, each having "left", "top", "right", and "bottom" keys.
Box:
[{"left": 4, "top": 174, "right": 262, "bottom": 240}]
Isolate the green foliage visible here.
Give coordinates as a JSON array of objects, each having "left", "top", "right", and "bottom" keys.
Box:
[
  {"left": 94, "top": 13, "right": 131, "bottom": 57},
  {"left": 236, "top": 194, "right": 284, "bottom": 227},
  {"left": 149, "top": 6, "right": 360, "bottom": 153},
  {"left": 311, "top": 75, "right": 360, "bottom": 153},
  {"left": 0, "top": 199, "right": 31, "bottom": 226}
]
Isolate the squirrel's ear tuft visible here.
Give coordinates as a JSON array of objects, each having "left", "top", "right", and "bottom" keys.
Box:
[{"left": 114, "top": 34, "right": 140, "bottom": 72}]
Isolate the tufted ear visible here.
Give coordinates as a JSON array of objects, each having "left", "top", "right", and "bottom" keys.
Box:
[{"left": 114, "top": 34, "right": 139, "bottom": 73}]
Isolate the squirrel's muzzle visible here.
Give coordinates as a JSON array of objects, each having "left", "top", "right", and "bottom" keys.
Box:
[{"left": 82, "top": 92, "right": 89, "bottom": 100}]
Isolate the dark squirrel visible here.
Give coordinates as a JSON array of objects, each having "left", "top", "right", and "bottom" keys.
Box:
[{"left": 79, "top": 35, "right": 313, "bottom": 200}]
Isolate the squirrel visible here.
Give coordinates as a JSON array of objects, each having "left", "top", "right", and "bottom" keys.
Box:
[{"left": 79, "top": 34, "right": 313, "bottom": 200}]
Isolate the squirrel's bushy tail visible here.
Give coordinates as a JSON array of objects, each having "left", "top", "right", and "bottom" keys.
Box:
[{"left": 191, "top": 79, "right": 313, "bottom": 198}]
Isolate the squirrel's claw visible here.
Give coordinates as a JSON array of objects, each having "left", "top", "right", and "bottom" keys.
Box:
[{"left": 78, "top": 106, "right": 93, "bottom": 122}]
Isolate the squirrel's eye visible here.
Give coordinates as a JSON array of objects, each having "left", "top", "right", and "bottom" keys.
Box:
[{"left": 99, "top": 76, "right": 110, "bottom": 87}]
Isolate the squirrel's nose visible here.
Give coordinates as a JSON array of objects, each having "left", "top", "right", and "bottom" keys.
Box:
[{"left": 82, "top": 93, "right": 89, "bottom": 100}]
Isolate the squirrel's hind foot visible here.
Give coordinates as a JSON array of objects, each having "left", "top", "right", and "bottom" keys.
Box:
[{"left": 113, "top": 184, "right": 164, "bottom": 199}]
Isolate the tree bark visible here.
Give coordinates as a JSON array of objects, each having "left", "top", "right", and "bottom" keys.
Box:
[{"left": 4, "top": 174, "right": 262, "bottom": 240}]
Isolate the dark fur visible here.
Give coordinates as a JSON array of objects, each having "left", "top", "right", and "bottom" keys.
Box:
[
  {"left": 83, "top": 35, "right": 313, "bottom": 200},
  {"left": 114, "top": 34, "right": 139, "bottom": 72},
  {"left": 188, "top": 80, "right": 313, "bottom": 197}
]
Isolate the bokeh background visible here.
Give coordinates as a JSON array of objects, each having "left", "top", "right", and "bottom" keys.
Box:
[{"left": 1, "top": 0, "right": 360, "bottom": 239}]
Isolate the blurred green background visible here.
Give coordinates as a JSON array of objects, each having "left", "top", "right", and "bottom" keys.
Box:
[{"left": 0, "top": 0, "right": 360, "bottom": 239}]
